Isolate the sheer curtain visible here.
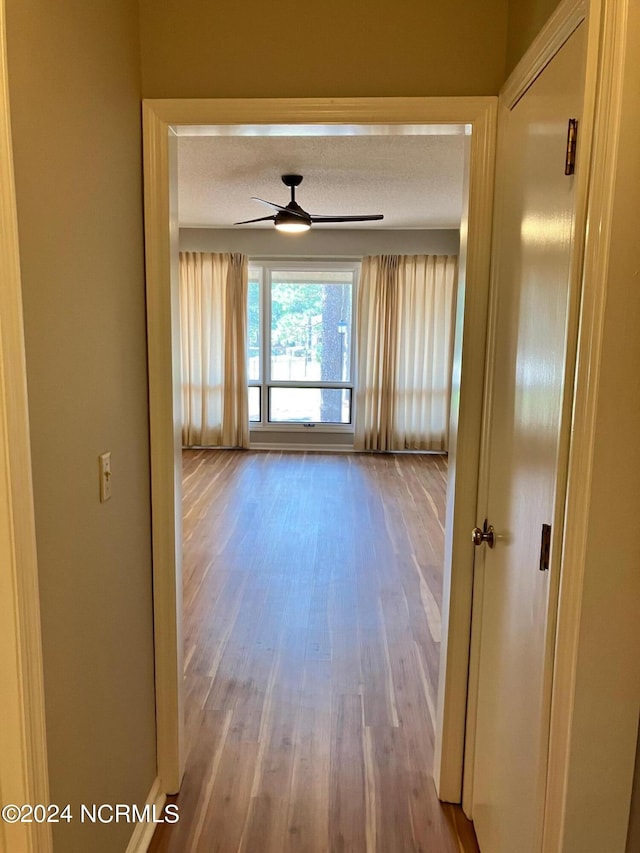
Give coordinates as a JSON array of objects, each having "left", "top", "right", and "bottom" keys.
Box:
[
  {"left": 179, "top": 251, "right": 249, "bottom": 448},
  {"left": 354, "top": 254, "right": 457, "bottom": 451}
]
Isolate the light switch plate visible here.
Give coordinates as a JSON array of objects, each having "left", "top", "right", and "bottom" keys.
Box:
[{"left": 99, "top": 452, "right": 112, "bottom": 502}]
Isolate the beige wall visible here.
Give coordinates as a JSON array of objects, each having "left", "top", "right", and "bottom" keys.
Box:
[
  {"left": 506, "top": 0, "right": 560, "bottom": 73},
  {"left": 629, "top": 733, "right": 640, "bottom": 852},
  {"left": 139, "top": 0, "right": 508, "bottom": 98},
  {"left": 620, "top": 11, "right": 640, "bottom": 852},
  {"left": 180, "top": 227, "right": 460, "bottom": 257},
  {"left": 6, "top": 2, "right": 156, "bottom": 851}
]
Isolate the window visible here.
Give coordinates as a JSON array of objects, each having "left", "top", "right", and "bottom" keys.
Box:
[
  {"left": 247, "top": 272, "right": 261, "bottom": 422},
  {"left": 248, "top": 262, "right": 357, "bottom": 429}
]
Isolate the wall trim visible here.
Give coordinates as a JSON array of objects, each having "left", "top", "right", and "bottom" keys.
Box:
[
  {"left": 124, "top": 778, "right": 167, "bottom": 853},
  {"left": 543, "top": 0, "right": 639, "bottom": 850},
  {"left": 144, "top": 96, "right": 496, "bottom": 127},
  {"left": 142, "top": 103, "right": 185, "bottom": 795},
  {"left": 0, "top": 2, "right": 52, "bottom": 851},
  {"left": 249, "top": 443, "right": 353, "bottom": 453},
  {"left": 433, "top": 102, "right": 497, "bottom": 804},
  {"left": 142, "top": 96, "right": 497, "bottom": 805}
]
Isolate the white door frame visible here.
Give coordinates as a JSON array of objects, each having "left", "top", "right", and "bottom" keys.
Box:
[
  {"left": 465, "top": 0, "right": 640, "bottom": 850},
  {"left": 142, "top": 96, "right": 498, "bottom": 798},
  {"left": 543, "top": 0, "right": 640, "bottom": 849},
  {"left": 0, "top": 2, "right": 52, "bottom": 851}
]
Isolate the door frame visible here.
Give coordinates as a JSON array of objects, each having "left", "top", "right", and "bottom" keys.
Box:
[
  {"left": 0, "top": 1, "right": 52, "bottom": 851},
  {"left": 465, "top": 0, "right": 591, "bottom": 818},
  {"left": 543, "top": 0, "right": 640, "bottom": 849},
  {"left": 465, "top": 0, "right": 640, "bottom": 850},
  {"left": 142, "top": 96, "right": 498, "bottom": 798}
]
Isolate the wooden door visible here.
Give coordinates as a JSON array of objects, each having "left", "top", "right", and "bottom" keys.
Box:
[{"left": 471, "top": 23, "right": 586, "bottom": 853}]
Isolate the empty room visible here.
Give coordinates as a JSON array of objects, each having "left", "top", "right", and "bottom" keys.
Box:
[{"left": 148, "top": 125, "right": 476, "bottom": 851}]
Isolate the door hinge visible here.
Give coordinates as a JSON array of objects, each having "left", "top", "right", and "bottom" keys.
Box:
[
  {"left": 539, "top": 523, "right": 552, "bottom": 571},
  {"left": 565, "top": 118, "right": 578, "bottom": 175}
]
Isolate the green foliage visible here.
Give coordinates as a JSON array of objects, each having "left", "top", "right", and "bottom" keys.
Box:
[
  {"left": 248, "top": 280, "right": 260, "bottom": 347},
  {"left": 271, "top": 282, "right": 323, "bottom": 350},
  {"left": 248, "top": 279, "right": 352, "bottom": 384}
]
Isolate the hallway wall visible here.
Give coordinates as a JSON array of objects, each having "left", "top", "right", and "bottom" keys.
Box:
[
  {"left": 8, "top": 0, "right": 632, "bottom": 849},
  {"left": 505, "top": 0, "right": 560, "bottom": 73},
  {"left": 138, "top": 0, "right": 509, "bottom": 98},
  {"left": 6, "top": 2, "right": 156, "bottom": 851}
]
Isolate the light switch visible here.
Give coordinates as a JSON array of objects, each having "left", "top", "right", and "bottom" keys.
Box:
[{"left": 99, "top": 452, "right": 112, "bottom": 502}]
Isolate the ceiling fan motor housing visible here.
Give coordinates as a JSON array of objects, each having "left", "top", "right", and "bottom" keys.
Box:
[{"left": 275, "top": 203, "right": 311, "bottom": 228}]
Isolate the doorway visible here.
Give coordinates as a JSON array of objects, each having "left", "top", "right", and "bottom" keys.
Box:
[{"left": 142, "top": 97, "right": 497, "bottom": 808}]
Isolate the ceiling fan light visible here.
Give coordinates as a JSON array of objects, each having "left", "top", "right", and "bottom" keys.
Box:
[
  {"left": 274, "top": 209, "right": 311, "bottom": 233},
  {"left": 275, "top": 220, "right": 311, "bottom": 233}
]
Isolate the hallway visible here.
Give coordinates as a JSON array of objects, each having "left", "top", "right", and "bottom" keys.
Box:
[{"left": 149, "top": 450, "right": 478, "bottom": 852}]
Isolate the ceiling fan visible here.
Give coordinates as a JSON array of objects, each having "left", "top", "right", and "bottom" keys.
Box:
[{"left": 235, "top": 174, "right": 384, "bottom": 233}]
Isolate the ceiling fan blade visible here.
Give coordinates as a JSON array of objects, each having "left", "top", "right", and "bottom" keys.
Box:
[
  {"left": 251, "top": 197, "right": 310, "bottom": 219},
  {"left": 309, "top": 214, "right": 384, "bottom": 223},
  {"left": 251, "top": 197, "right": 290, "bottom": 213},
  {"left": 234, "top": 215, "right": 276, "bottom": 225}
]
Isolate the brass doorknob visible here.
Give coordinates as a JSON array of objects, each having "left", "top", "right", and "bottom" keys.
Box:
[{"left": 472, "top": 519, "right": 495, "bottom": 548}]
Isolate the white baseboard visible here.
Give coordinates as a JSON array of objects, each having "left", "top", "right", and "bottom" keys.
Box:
[
  {"left": 249, "top": 442, "right": 353, "bottom": 452},
  {"left": 124, "top": 777, "right": 167, "bottom": 853}
]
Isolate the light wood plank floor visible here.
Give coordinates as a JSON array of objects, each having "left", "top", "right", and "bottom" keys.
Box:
[{"left": 149, "top": 450, "right": 479, "bottom": 853}]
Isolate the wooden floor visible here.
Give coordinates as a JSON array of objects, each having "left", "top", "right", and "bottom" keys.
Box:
[{"left": 149, "top": 450, "right": 479, "bottom": 853}]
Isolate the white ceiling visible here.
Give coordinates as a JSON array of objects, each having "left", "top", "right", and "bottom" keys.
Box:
[{"left": 177, "top": 129, "right": 467, "bottom": 230}]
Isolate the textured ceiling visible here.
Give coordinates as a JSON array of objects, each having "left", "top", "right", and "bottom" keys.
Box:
[{"left": 177, "top": 131, "right": 466, "bottom": 229}]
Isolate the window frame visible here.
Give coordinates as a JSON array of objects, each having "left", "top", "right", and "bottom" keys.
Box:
[{"left": 248, "top": 259, "right": 359, "bottom": 432}]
